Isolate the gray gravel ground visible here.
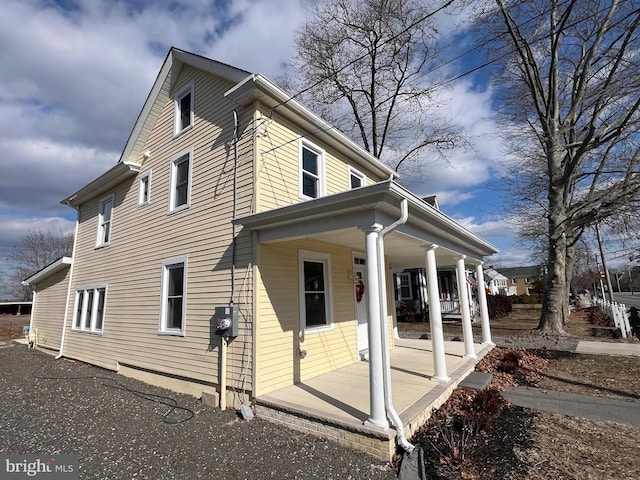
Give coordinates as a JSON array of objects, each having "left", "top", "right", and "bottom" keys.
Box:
[{"left": 0, "top": 344, "right": 397, "bottom": 479}]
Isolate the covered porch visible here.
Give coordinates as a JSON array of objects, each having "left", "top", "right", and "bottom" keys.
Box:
[
  {"left": 234, "top": 179, "right": 498, "bottom": 461},
  {"left": 255, "top": 338, "right": 493, "bottom": 460}
]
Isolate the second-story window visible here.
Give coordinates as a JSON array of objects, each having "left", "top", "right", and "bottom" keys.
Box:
[
  {"left": 174, "top": 81, "right": 194, "bottom": 136},
  {"left": 299, "top": 139, "right": 325, "bottom": 199},
  {"left": 169, "top": 149, "right": 192, "bottom": 213},
  {"left": 97, "top": 194, "right": 114, "bottom": 247}
]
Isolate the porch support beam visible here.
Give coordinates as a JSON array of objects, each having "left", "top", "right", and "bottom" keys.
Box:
[
  {"left": 475, "top": 263, "right": 493, "bottom": 345},
  {"left": 456, "top": 256, "right": 476, "bottom": 359},
  {"left": 424, "top": 245, "right": 449, "bottom": 382},
  {"left": 363, "top": 224, "right": 388, "bottom": 429}
]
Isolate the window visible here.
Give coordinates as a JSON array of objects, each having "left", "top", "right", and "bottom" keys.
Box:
[
  {"left": 397, "top": 273, "right": 413, "bottom": 300},
  {"left": 72, "top": 286, "right": 106, "bottom": 334},
  {"left": 138, "top": 171, "right": 151, "bottom": 206},
  {"left": 299, "top": 250, "right": 333, "bottom": 332},
  {"left": 169, "top": 150, "right": 192, "bottom": 213},
  {"left": 174, "top": 81, "right": 194, "bottom": 135},
  {"left": 349, "top": 166, "right": 365, "bottom": 189},
  {"left": 159, "top": 257, "right": 187, "bottom": 335},
  {"left": 511, "top": 278, "right": 517, "bottom": 285},
  {"left": 299, "top": 139, "right": 325, "bottom": 199},
  {"left": 524, "top": 277, "right": 530, "bottom": 284},
  {"left": 97, "top": 194, "right": 114, "bottom": 247}
]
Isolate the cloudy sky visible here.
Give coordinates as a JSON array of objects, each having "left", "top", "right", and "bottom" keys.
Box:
[{"left": 0, "top": 0, "right": 527, "bottom": 293}]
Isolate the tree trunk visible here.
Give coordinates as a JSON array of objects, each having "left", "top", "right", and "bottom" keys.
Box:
[
  {"left": 537, "top": 156, "right": 569, "bottom": 334},
  {"left": 538, "top": 232, "right": 568, "bottom": 334}
]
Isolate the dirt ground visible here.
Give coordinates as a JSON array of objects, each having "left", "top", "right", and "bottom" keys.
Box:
[
  {"left": 4, "top": 310, "right": 640, "bottom": 479},
  {"left": 400, "top": 308, "right": 640, "bottom": 479}
]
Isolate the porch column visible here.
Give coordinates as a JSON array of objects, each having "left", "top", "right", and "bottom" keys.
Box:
[
  {"left": 363, "top": 224, "right": 388, "bottom": 429},
  {"left": 425, "top": 245, "right": 449, "bottom": 382},
  {"left": 456, "top": 256, "right": 476, "bottom": 359},
  {"left": 475, "top": 263, "right": 493, "bottom": 344}
]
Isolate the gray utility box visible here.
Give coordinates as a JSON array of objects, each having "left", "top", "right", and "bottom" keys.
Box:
[{"left": 213, "top": 305, "right": 239, "bottom": 337}]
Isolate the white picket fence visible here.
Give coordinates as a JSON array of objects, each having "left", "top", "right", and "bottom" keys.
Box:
[{"left": 595, "top": 299, "right": 632, "bottom": 338}]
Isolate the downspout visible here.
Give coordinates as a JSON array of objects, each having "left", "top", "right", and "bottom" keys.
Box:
[
  {"left": 57, "top": 212, "right": 79, "bottom": 359},
  {"left": 376, "top": 199, "right": 414, "bottom": 453}
]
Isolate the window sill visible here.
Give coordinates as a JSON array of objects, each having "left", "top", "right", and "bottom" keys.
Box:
[
  {"left": 173, "top": 125, "right": 193, "bottom": 138},
  {"left": 302, "top": 324, "right": 334, "bottom": 335},
  {"left": 71, "top": 328, "right": 103, "bottom": 335},
  {"left": 158, "top": 330, "right": 186, "bottom": 337}
]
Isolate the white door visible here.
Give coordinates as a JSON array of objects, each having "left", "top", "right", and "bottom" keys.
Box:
[{"left": 354, "top": 265, "right": 368, "bottom": 352}]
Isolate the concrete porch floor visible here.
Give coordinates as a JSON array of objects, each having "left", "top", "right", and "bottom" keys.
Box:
[{"left": 255, "top": 338, "right": 494, "bottom": 461}]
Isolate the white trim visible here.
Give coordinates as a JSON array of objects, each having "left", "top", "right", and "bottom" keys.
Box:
[
  {"left": 96, "top": 193, "right": 115, "bottom": 248},
  {"left": 159, "top": 256, "right": 188, "bottom": 336},
  {"left": 348, "top": 166, "right": 366, "bottom": 189},
  {"left": 174, "top": 80, "right": 194, "bottom": 137},
  {"left": 138, "top": 170, "right": 152, "bottom": 206},
  {"left": 298, "top": 249, "right": 333, "bottom": 335},
  {"left": 299, "top": 138, "right": 326, "bottom": 200},
  {"left": 71, "top": 285, "right": 107, "bottom": 334},
  {"left": 22, "top": 257, "right": 72, "bottom": 285},
  {"left": 168, "top": 148, "right": 193, "bottom": 214},
  {"left": 397, "top": 272, "right": 413, "bottom": 300}
]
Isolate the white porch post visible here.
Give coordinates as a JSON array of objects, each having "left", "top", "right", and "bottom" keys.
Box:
[
  {"left": 363, "top": 224, "right": 388, "bottom": 429},
  {"left": 456, "top": 256, "right": 476, "bottom": 358},
  {"left": 475, "top": 263, "right": 493, "bottom": 344},
  {"left": 425, "top": 245, "right": 449, "bottom": 382}
]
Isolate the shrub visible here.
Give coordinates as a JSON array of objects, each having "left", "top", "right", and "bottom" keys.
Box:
[
  {"left": 486, "top": 294, "right": 512, "bottom": 319},
  {"left": 511, "top": 293, "right": 543, "bottom": 304}
]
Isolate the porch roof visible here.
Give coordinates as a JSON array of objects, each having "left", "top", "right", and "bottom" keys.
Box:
[{"left": 234, "top": 180, "right": 498, "bottom": 268}]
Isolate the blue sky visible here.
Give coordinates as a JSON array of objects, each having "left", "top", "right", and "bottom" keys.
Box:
[{"left": 0, "top": 0, "right": 528, "bottom": 290}]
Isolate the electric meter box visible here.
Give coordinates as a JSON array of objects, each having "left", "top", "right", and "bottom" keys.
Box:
[{"left": 214, "top": 305, "right": 239, "bottom": 337}]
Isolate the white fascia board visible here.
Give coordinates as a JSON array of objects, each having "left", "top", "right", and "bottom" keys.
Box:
[
  {"left": 61, "top": 161, "right": 140, "bottom": 208},
  {"left": 235, "top": 180, "right": 499, "bottom": 257},
  {"left": 389, "top": 182, "right": 499, "bottom": 255},
  {"left": 225, "top": 74, "right": 397, "bottom": 181},
  {"left": 22, "top": 257, "right": 72, "bottom": 286}
]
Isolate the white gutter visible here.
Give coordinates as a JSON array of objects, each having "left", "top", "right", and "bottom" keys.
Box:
[
  {"left": 376, "top": 199, "right": 414, "bottom": 454},
  {"left": 56, "top": 213, "right": 79, "bottom": 359}
]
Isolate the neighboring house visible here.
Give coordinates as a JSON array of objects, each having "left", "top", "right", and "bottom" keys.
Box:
[
  {"left": 499, "top": 265, "right": 543, "bottom": 295},
  {"left": 394, "top": 266, "right": 476, "bottom": 322},
  {"left": 483, "top": 267, "right": 515, "bottom": 296},
  {"left": 22, "top": 48, "right": 498, "bottom": 459}
]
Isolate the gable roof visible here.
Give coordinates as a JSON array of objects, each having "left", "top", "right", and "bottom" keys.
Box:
[
  {"left": 63, "top": 47, "right": 400, "bottom": 207},
  {"left": 118, "top": 48, "right": 251, "bottom": 166},
  {"left": 22, "top": 257, "right": 72, "bottom": 286},
  {"left": 498, "top": 266, "right": 543, "bottom": 279},
  {"left": 483, "top": 268, "right": 507, "bottom": 281}
]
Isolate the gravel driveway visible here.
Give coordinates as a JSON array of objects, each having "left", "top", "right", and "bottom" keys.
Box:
[{"left": 0, "top": 345, "right": 396, "bottom": 479}]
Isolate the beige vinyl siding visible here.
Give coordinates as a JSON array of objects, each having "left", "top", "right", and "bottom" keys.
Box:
[
  {"left": 254, "top": 104, "right": 383, "bottom": 213},
  {"left": 255, "top": 239, "right": 358, "bottom": 396},
  {"left": 31, "top": 266, "right": 70, "bottom": 351},
  {"left": 62, "top": 65, "right": 254, "bottom": 389}
]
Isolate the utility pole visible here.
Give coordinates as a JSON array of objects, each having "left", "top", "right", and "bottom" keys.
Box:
[{"left": 595, "top": 223, "right": 615, "bottom": 303}]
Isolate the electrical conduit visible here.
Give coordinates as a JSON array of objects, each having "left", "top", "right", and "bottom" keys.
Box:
[{"left": 376, "top": 199, "right": 414, "bottom": 453}]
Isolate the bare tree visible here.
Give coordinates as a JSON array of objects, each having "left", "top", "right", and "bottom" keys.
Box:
[
  {"left": 291, "top": 0, "right": 465, "bottom": 171},
  {"left": 3, "top": 229, "right": 74, "bottom": 301},
  {"left": 487, "top": 0, "right": 640, "bottom": 333}
]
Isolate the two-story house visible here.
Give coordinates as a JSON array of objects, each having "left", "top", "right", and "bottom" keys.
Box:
[
  {"left": 23, "top": 48, "right": 498, "bottom": 460},
  {"left": 498, "top": 266, "right": 543, "bottom": 296}
]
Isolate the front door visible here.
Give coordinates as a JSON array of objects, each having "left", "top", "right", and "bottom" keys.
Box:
[{"left": 354, "top": 263, "right": 368, "bottom": 353}]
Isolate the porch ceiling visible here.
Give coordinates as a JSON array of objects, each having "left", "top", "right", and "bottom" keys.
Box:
[{"left": 234, "top": 180, "right": 498, "bottom": 268}]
